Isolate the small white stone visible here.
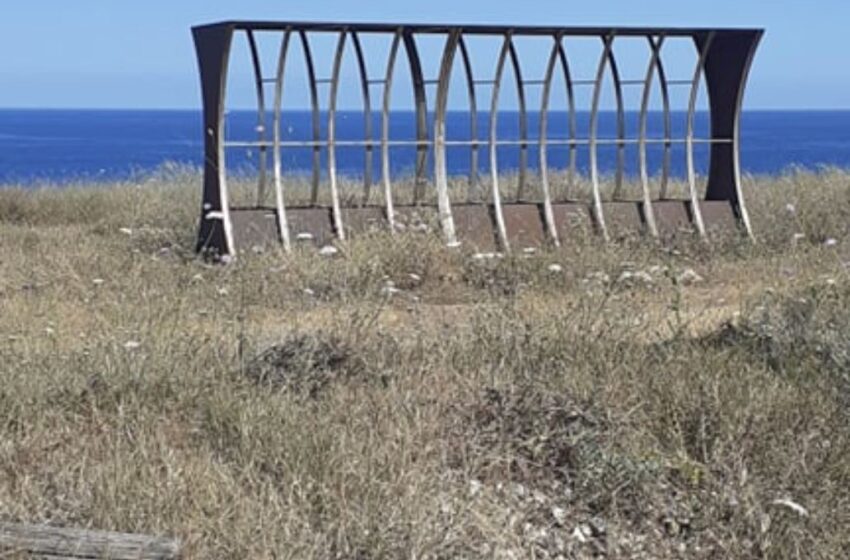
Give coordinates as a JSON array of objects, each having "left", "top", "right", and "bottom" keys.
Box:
[
  {"left": 303, "top": 288, "right": 316, "bottom": 297},
  {"left": 44, "top": 327, "right": 55, "bottom": 336},
  {"left": 469, "top": 479, "right": 482, "bottom": 497},
  {"left": 123, "top": 340, "right": 141, "bottom": 350},
  {"left": 771, "top": 498, "right": 809, "bottom": 517},
  {"left": 677, "top": 268, "right": 703, "bottom": 286},
  {"left": 522, "top": 247, "right": 537, "bottom": 254},
  {"left": 119, "top": 227, "right": 133, "bottom": 235},
  {"left": 446, "top": 240, "right": 462, "bottom": 248},
  {"left": 785, "top": 203, "right": 796, "bottom": 214},
  {"left": 295, "top": 232, "right": 314, "bottom": 241},
  {"left": 571, "top": 525, "right": 588, "bottom": 544},
  {"left": 548, "top": 264, "right": 563, "bottom": 273},
  {"left": 551, "top": 506, "right": 568, "bottom": 525},
  {"left": 217, "top": 287, "right": 229, "bottom": 296},
  {"left": 824, "top": 238, "right": 838, "bottom": 247},
  {"left": 318, "top": 245, "right": 338, "bottom": 256},
  {"left": 92, "top": 278, "right": 105, "bottom": 286},
  {"left": 191, "top": 274, "right": 204, "bottom": 283},
  {"left": 617, "top": 271, "right": 634, "bottom": 283},
  {"left": 472, "top": 252, "right": 498, "bottom": 260},
  {"left": 792, "top": 233, "right": 806, "bottom": 243},
  {"left": 382, "top": 286, "right": 402, "bottom": 296},
  {"left": 633, "top": 271, "right": 654, "bottom": 284},
  {"left": 408, "top": 273, "right": 422, "bottom": 282}
]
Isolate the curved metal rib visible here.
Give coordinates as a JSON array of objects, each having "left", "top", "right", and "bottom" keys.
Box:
[
  {"left": 558, "top": 38, "right": 579, "bottom": 200},
  {"left": 403, "top": 32, "right": 429, "bottom": 203},
  {"left": 489, "top": 33, "right": 514, "bottom": 251},
  {"left": 588, "top": 34, "right": 616, "bottom": 242},
  {"left": 686, "top": 31, "right": 715, "bottom": 237},
  {"left": 538, "top": 33, "right": 569, "bottom": 246},
  {"left": 433, "top": 30, "right": 460, "bottom": 246},
  {"left": 350, "top": 31, "right": 374, "bottom": 204},
  {"left": 508, "top": 39, "right": 530, "bottom": 201},
  {"left": 381, "top": 31, "right": 402, "bottom": 231},
  {"left": 272, "top": 29, "right": 293, "bottom": 251},
  {"left": 607, "top": 41, "right": 626, "bottom": 200},
  {"left": 327, "top": 31, "right": 348, "bottom": 241},
  {"left": 299, "top": 31, "right": 322, "bottom": 206},
  {"left": 637, "top": 34, "right": 668, "bottom": 238},
  {"left": 730, "top": 37, "right": 760, "bottom": 239},
  {"left": 458, "top": 36, "right": 480, "bottom": 199},
  {"left": 650, "top": 42, "right": 673, "bottom": 201},
  {"left": 246, "top": 30, "right": 268, "bottom": 206}
]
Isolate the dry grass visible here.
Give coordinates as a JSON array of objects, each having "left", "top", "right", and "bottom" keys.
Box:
[{"left": 1, "top": 168, "right": 849, "bottom": 559}]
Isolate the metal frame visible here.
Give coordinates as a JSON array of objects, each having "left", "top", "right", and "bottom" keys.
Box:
[{"left": 193, "top": 21, "right": 763, "bottom": 256}]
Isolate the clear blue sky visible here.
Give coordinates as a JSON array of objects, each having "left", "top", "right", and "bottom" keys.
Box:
[{"left": 0, "top": 0, "right": 847, "bottom": 110}]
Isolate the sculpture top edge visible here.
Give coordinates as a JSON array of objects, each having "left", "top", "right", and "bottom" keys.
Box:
[{"left": 192, "top": 21, "right": 764, "bottom": 37}]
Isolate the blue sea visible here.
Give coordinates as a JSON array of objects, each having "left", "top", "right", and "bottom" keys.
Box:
[{"left": 1, "top": 109, "right": 849, "bottom": 184}]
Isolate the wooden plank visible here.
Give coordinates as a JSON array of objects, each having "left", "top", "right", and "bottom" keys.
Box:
[{"left": 0, "top": 522, "right": 180, "bottom": 560}]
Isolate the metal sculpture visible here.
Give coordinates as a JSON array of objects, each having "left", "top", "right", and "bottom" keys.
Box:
[{"left": 192, "top": 21, "right": 763, "bottom": 256}]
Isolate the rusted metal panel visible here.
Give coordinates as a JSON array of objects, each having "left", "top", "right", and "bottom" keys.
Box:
[
  {"left": 699, "top": 200, "right": 739, "bottom": 233},
  {"left": 550, "top": 203, "right": 594, "bottom": 243},
  {"left": 501, "top": 204, "right": 548, "bottom": 250},
  {"left": 600, "top": 202, "right": 646, "bottom": 239},
  {"left": 341, "top": 206, "right": 387, "bottom": 237},
  {"left": 229, "top": 208, "right": 280, "bottom": 252},
  {"left": 286, "top": 207, "right": 335, "bottom": 246},
  {"left": 653, "top": 201, "right": 694, "bottom": 236},
  {"left": 451, "top": 204, "right": 499, "bottom": 251}
]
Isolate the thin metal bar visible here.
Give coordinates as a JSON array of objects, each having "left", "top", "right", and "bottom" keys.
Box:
[
  {"left": 589, "top": 35, "right": 614, "bottom": 241},
  {"left": 686, "top": 31, "right": 716, "bottom": 237},
  {"left": 381, "top": 30, "right": 402, "bottom": 231},
  {"left": 213, "top": 21, "right": 762, "bottom": 38},
  {"left": 508, "top": 36, "right": 530, "bottom": 202},
  {"left": 458, "top": 36, "right": 480, "bottom": 198},
  {"left": 538, "top": 33, "right": 565, "bottom": 245},
  {"left": 637, "top": 34, "right": 665, "bottom": 238},
  {"left": 245, "top": 30, "right": 268, "bottom": 206},
  {"left": 433, "top": 30, "right": 461, "bottom": 245},
  {"left": 350, "top": 31, "right": 374, "bottom": 205},
  {"left": 272, "top": 29, "right": 293, "bottom": 251},
  {"left": 299, "top": 31, "right": 322, "bottom": 205},
  {"left": 403, "top": 32, "right": 429, "bottom": 202},
  {"left": 489, "top": 33, "right": 513, "bottom": 251},
  {"left": 225, "top": 137, "right": 732, "bottom": 148},
  {"left": 327, "top": 31, "right": 347, "bottom": 241}
]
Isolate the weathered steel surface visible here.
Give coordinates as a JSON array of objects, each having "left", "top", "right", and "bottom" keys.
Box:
[
  {"left": 192, "top": 21, "right": 763, "bottom": 257},
  {"left": 0, "top": 522, "right": 180, "bottom": 560}
]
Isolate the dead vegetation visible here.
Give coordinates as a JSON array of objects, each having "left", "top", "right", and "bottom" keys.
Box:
[{"left": 0, "top": 168, "right": 849, "bottom": 558}]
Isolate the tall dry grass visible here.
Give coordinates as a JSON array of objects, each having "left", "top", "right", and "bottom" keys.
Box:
[{"left": 0, "top": 168, "right": 849, "bottom": 558}]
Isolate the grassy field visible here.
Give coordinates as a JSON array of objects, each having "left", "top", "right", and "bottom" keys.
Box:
[{"left": 1, "top": 169, "right": 849, "bottom": 559}]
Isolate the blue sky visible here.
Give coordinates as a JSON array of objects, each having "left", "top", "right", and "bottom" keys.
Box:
[{"left": 0, "top": 1, "right": 847, "bottom": 110}]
